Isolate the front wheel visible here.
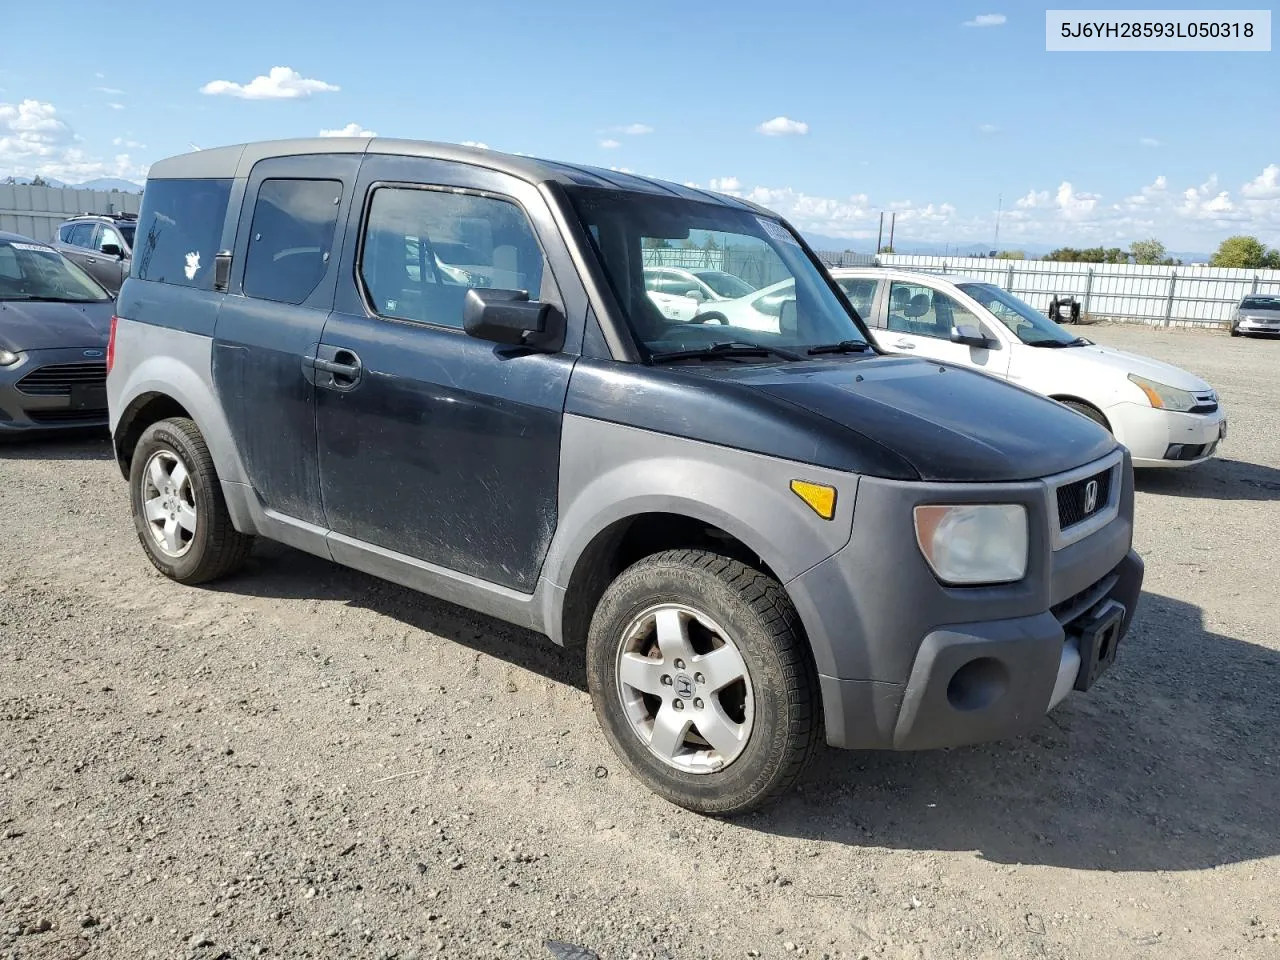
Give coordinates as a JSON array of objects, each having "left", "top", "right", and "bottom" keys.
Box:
[
  {"left": 1061, "top": 400, "right": 1111, "bottom": 433},
  {"left": 586, "top": 549, "right": 820, "bottom": 815},
  {"left": 129, "top": 417, "right": 253, "bottom": 584}
]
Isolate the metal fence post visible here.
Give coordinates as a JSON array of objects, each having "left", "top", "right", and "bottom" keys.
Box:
[
  {"left": 1006, "top": 262, "right": 1015, "bottom": 290},
  {"left": 1082, "top": 268, "right": 1094, "bottom": 318},
  {"left": 1252, "top": 275, "right": 1260, "bottom": 294},
  {"left": 1163, "top": 270, "right": 1177, "bottom": 327}
]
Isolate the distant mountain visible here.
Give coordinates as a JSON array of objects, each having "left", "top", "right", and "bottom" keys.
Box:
[
  {"left": 5, "top": 176, "right": 69, "bottom": 188},
  {"left": 75, "top": 177, "right": 143, "bottom": 192},
  {"left": 800, "top": 232, "right": 1211, "bottom": 263}
]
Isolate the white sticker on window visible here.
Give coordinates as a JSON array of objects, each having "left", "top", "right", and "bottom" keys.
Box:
[
  {"left": 756, "top": 217, "right": 799, "bottom": 247},
  {"left": 8, "top": 242, "right": 51, "bottom": 252},
  {"left": 184, "top": 251, "right": 201, "bottom": 280}
]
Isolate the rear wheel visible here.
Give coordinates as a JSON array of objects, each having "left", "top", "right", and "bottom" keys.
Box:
[
  {"left": 129, "top": 417, "right": 252, "bottom": 584},
  {"left": 1061, "top": 400, "right": 1110, "bottom": 433},
  {"left": 586, "top": 549, "right": 820, "bottom": 815}
]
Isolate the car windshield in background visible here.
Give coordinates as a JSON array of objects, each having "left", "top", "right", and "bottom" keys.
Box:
[
  {"left": 1240, "top": 296, "right": 1280, "bottom": 311},
  {"left": 0, "top": 240, "right": 110, "bottom": 302},
  {"left": 692, "top": 270, "right": 756, "bottom": 299},
  {"left": 566, "top": 187, "right": 868, "bottom": 359},
  {"left": 959, "top": 282, "right": 1079, "bottom": 346}
]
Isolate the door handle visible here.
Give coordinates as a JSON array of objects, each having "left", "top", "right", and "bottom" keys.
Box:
[
  {"left": 85, "top": 257, "right": 98, "bottom": 264},
  {"left": 892, "top": 340, "right": 916, "bottom": 349},
  {"left": 305, "top": 348, "right": 362, "bottom": 389},
  {"left": 313, "top": 357, "right": 361, "bottom": 377}
]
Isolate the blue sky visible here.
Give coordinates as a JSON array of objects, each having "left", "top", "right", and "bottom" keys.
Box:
[{"left": 1, "top": 0, "right": 1276, "bottom": 252}]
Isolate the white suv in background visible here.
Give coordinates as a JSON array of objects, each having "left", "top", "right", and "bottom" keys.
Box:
[
  {"left": 642, "top": 266, "right": 757, "bottom": 322},
  {"left": 830, "top": 268, "right": 1227, "bottom": 468}
]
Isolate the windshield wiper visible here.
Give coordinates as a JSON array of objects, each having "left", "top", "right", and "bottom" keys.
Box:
[
  {"left": 649, "top": 341, "right": 805, "bottom": 364},
  {"left": 807, "top": 339, "right": 871, "bottom": 356},
  {"left": 1, "top": 294, "right": 102, "bottom": 303},
  {"left": 1030, "top": 336, "right": 1093, "bottom": 348}
]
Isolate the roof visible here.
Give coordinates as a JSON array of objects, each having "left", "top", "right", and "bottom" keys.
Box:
[
  {"left": 147, "top": 137, "right": 774, "bottom": 216},
  {"left": 829, "top": 266, "right": 987, "bottom": 286}
]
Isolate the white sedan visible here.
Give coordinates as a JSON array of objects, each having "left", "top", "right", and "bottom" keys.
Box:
[{"left": 830, "top": 268, "right": 1227, "bottom": 468}]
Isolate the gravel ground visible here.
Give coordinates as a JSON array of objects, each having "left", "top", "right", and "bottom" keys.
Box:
[{"left": 1, "top": 323, "right": 1278, "bottom": 960}]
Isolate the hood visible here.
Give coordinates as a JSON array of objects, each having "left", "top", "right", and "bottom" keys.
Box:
[
  {"left": 720, "top": 355, "right": 1116, "bottom": 482},
  {"left": 0, "top": 299, "right": 114, "bottom": 352},
  {"left": 1049, "top": 342, "right": 1211, "bottom": 392}
]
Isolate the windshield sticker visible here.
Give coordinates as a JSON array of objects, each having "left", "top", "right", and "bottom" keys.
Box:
[
  {"left": 184, "top": 251, "right": 201, "bottom": 281},
  {"left": 756, "top": 217, "right": 799, "bottom": 247},
  {"left": 8, "top": 242, "right": 51, "bottom": 252}
]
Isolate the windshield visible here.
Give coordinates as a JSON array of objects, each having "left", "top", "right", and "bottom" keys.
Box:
[
  {"left": 566, "top": 187, "right": 868, "bottom": 358},
  {"left": 958, "top": 282, "right": 1078, "bottom": 346},
  {"left": 1241, "top": 296, "right": 1280, "bottom": 311},
  {"left": 692, "top": 270, "right": 756, "bottom": 299},
  {"left": 0, "top": 239, "right": 110, "bottom": 302}
]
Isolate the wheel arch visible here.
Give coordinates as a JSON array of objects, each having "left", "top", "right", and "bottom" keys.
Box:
[{"left": 1049, "top": 393, "right": 1113, "bottom": 432}]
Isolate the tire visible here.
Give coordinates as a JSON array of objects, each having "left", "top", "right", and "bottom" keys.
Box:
[
  {"left": 1230, "top": 326, "right": 1241, "bottom": 337},
  {"left": 129, "top": 417, "right": 252, "bottom": 584},
  {"left": 1061, "top": 400, "right": 1111, "bottom": 433},
  {"left": 585, "top": 549, "right": 820, "bottom": 816}
]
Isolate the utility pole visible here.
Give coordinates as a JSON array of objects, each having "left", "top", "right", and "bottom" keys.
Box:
[
  {"left": 888, "top": 212, "right": 896, "bottom": 252},
  {"left": 876, "top": 212, "right": 884, "bottom": 254},
  {"left": 993, "top": 193, "right": 1003, "bottom": 252}
]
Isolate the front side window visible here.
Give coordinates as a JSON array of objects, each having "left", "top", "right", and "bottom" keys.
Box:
[
  {"left": 958, "top": 282, "right": 1077, "bottom": 346},
  {"left": 242, "top": 179, "right": 342, "bottom": 305},
  {"left": 360, "top": 186, "right": 544, "bottom": 330},
  {"left": 98, "top": 225, "right": 123, "bottom": 252},
  {"left": 567, "top": 187, "right": 868, "bottom": 355},
  {"left": 133, "top": 178, "right": 233, "bottom": 289},
  {"left": 0, "top": 240, "right": 109, "bottom": 302},
  {"left": 886, "top": 282, "right": 986, "bottom": 341}
]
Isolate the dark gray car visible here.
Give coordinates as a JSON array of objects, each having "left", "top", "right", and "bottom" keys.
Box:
[
  {"left": 1230, "top": 294, "right": 1280, "bottom": 336},
  {"left": 0, "top": 232, "right": 114, "bottom": 434},
  {"left": 51, "top": 214, "right": 136, "bottom": 295}
]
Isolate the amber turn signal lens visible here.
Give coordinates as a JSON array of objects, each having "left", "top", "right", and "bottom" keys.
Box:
[{"left": 789, "top": 480, "right": 837, "bottom": 520}]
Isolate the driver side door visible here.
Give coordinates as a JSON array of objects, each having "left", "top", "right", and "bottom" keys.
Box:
[
  {"left": 645, "top": 270, "right": 702, "bottom": 322},
  {"left": 875, "top": 280, "right": 1009, "bottom": 379}
]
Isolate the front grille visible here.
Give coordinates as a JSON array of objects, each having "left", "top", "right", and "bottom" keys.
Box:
[
  {"left": 1164, "top": 441, "right": 1217, "bottom": 461},
  {"left": 16, "top": 362, "right": 107, "bottom": 397},
  {"left": 1056, "top": 467, "right": 1113, "bottom": 531},
  {"left": 1189, "top": 400, "right": 1218, "bottom": 414},
  {"left": 27, "top": 408, "right": 107, "bottom": 424},
  {"left": 1052, "top": 572, "right": 1119, "bottom": 629}
]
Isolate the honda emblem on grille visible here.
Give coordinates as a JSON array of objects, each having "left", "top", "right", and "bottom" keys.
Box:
[{"left": 1083, "top": 479, "right": 1099, "bottom": 514}]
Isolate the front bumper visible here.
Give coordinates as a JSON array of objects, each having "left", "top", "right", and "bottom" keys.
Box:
[
  {"left": 786, "top": 452, "right": 1143, "bottom": 751},
  {"left": 1107, "top": 400, "right": 1226, "bottom": 468},
  {"left": 0, "top": 346, "right": 110, "bottom": 434},
  {"left": 1236, "top": 318, "right": 1280, "bottom": 335}
]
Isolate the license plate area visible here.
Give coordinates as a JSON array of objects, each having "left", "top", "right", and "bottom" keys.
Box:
[
  {"left": 69, "top": 383, "right": 108, "bottom": 411},
  {"left": 1072, "top": 600, "right": 1125, "bottom": 692}
]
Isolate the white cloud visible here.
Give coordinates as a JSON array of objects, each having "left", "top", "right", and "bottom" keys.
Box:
[
  {"left": 708, "top": 176, "right": 741, "bottom": 196},
  {"left": 1055, "top": 181, "right": 1100, "bottom": 220},
  {"left": 318, "top": 122, "right": 375, "bottom": 137},
  {"left": 112, "top": 137, "right": 146, "bottom": 149},
  {"left": 0, "top": 98, "right": 147, "bottom": 183},
  {"left": 616, "top": 123, "right": 653, "bottom": 136},
  {"left": 599, "top": 138, "right": 621, "bottom": 149},
  {"left": 94, "top": 86, "right": 125, "bottom": 95},
  {"left": 107, "top": 103, "right": 125, "bottom": 111},
  {"left": 200, "top": 66, "right": 339, "bottom": 100},
  {"left": 1242, "top": 164, "right": 1280, "bottom": 199},
  {"left": 757, "top": 116, "right": 809, "bottom": 137},
  {"left": 460, "top": 140, "right": 489, "bottom": 149},
  {"left": 963, "top": 13, "right": 1006, "bottom": 26},
  {"left": 1140, "top": 137, "right": 1162, "bottom": 147},
  {"left": 1016, "top": 188, "right": 1050, "bottom": 209},
  {"left": 978, "top": 123, "right": 999, "bottom": 133}
]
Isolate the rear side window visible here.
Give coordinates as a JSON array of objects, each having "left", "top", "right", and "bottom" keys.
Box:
[
  {"left": 359, "top": 186, "right": 544, "bottom": 330},
  {"left": 133, "top": 178, "right": 233, "bottom": 289},
  {"left": 836, "top": 277, "right": 878, "bottom": 323},
  {"left": 243, "top": 179, "right": 342, "bottom": 305},
  {"left": 67, "top": 223, "right": 95, "bottom": 248}
]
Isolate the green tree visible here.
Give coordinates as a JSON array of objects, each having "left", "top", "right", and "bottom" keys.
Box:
[
  {"left": 29, "top": 174, "right": 49, "bottom": 186},
  {"left": 996, "top": 250, "right": 1025, "bottom": 260},
  {"left": 702, "top": 235, "right": 719, "bottom": 251},
  {"left": 1264, "top": 248, "right": 1280, "bottom": 270},
  {"left": 1130, "top": 238, "right": 1167, "bottom": 265},
  {"left": 1210, "top": 235, "right": 1271, "bottom": 269},
  {"left": 641, "top": 237, "right": 670, "bottom": 250}
]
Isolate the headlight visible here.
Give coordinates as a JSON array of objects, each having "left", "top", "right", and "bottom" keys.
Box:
[
  {"left": 0, "top": 349, "right": 18, "bottom": 366},
  {"left": 1128, "top": 373, "right": 1196, "bottom": 412},
  {"left": 914, "top": 504, "right": 1028, "bottom": 585}
]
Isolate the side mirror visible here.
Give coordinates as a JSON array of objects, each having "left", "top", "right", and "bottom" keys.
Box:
[
  {"left": 100, "top": 243, "right": 123, "bottom": 258},
  {"left": 464, "top": 288, "right": 557, "bottom": 349},
  {"left": 685, "top": 288, "right": 706, "bottom": 302},
  {"left": 951, "top": 323, "right": 992, "bottom": 348},
  {"left": 778, "top": 298, "right": 799, "bottom": 335}
]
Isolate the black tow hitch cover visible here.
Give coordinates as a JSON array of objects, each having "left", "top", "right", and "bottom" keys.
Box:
[{"left": 1073, "top": 600, "right": 1125, "bottom": 692}]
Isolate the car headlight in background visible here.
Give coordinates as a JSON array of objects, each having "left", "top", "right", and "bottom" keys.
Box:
[
  {"left": 1128, "top": 373, "right": 1197, "bottom": 412},
  {"left": 0, "top": 349, "right": 18, "bottom": 366},
  {"left": 914, "top": 504, "right": 1028, "bottom": 585}
]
